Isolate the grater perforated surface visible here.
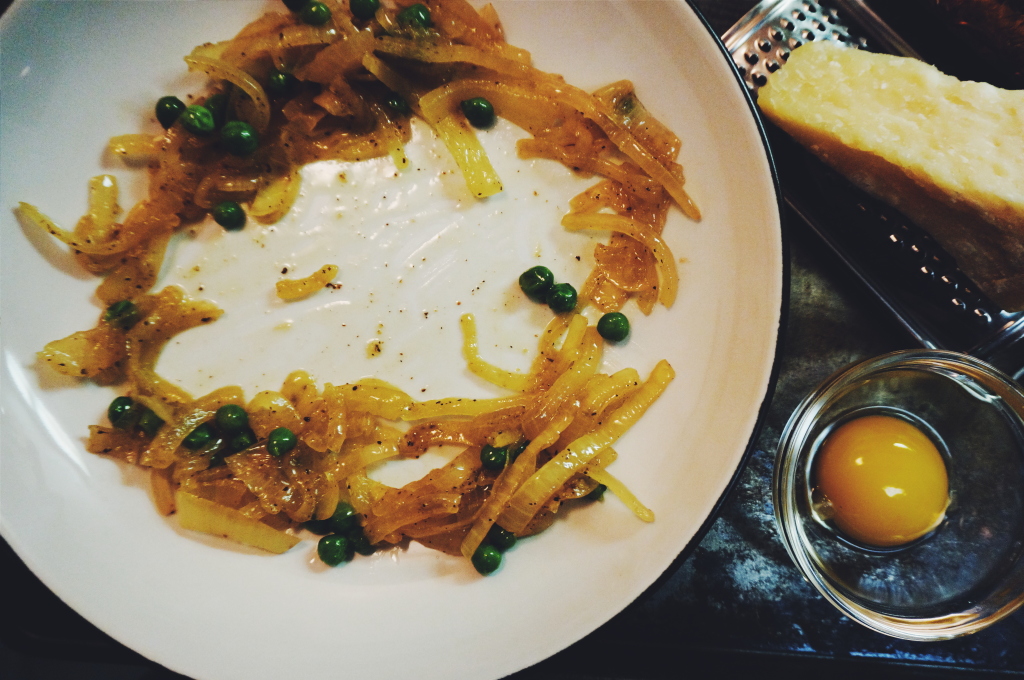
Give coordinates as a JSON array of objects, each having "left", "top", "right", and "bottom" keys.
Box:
[{"left": 721, "top": 0, "right": 1024, "bottom": 374}]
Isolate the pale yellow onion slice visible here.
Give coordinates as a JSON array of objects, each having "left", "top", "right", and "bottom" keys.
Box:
[
  {"left": 108, "top": 134, "right": 159, "bottom": 162},
  {"left": 250, "top": 169, "right": 301, "bottom": 224},
  {"left": 459, "top": 313, "right": 531, "bottom": 392},
  {"left": 126, "top": 288, "right": 225, "bottom": 426},
  {"left": 522, "top": 327, "right": 602, "bottom": 439},
  {"left": 339, "top": 379, "right": 414, "bottom": 420},
  {"left": 16, "top": 202, "right": 137, "bottom": 256},
  {"left": 141, "top": 385, "right": 244, "bottom": 468},
  {"left": 175, "top": 490, "right": 300, "bottom": 554},
  {"left": 587, "top": 462, "right": 655, "bottom": 522},
  {"left": 499, "top": 359, "right": 674, "bottom": 534},
  {"left": 275, "top": 264, "right": 338, "bottom": 301},
  {"left": 460, "top": 408, "right": 575, "bottom": 558},
  {"left": 374, "top": 36, "right": 534, "bottom": 78},
  {"left": 429, "top": 114, "right": 503, "bottom": 198},
  {"left": 403, "top": 394, "right": 531, "bottom": 421},
  {"left": 184, "top": 55, "right": 270, "bottom": 131},
  {"left": 537, "top": 80, "right": 699, "bottom": 220},
  {"left": 561, "top": 212, "right": 678, "bottom": 308}
]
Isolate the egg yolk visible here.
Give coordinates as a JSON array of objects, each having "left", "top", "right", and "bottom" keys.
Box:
[{"left": 814, "top": 414, "right": 949, "bottom": 548}]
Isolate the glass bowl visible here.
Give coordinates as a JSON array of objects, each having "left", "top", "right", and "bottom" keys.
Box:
[{"left": 775, "top": 349, "right": 1024, "bottom": 640}]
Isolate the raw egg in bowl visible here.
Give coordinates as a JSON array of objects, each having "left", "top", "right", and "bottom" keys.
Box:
[{"left": 775, "top": 350, "right": 1024, "bottom": 640}]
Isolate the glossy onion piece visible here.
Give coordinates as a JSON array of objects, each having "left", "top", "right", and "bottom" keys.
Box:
[
  {"left": 458, "top": 313, "right": 531, "bottom": 391},
  {"left": 108, "top": 134, "right": 159, "bottom": 162},
  {"left": 427, "top": 113, "right": 502, "bottom": 198},
  {"left": 301, "top": 384, "right": 348, "bottom": 453},
  {"left": 225, "top": 445, "right": 317, "bottom": 522},
  {"left": 74, "top": 176, "right": 121, "bottom": 243},
  {"left": 522, "top": 327, "right": 602, "bottom": 439},
  {"left": 184, "top": 55, "right": 271, "bottom": 131},
  {"left": 38, "top": 324, "right": 126, "bottom": 382},
  {"left": 499, "top": 359, "right": 675, "bottom": 534},
  {"left": 592, "top": 80, "right": 682, "bottom": 165},
  {"left": 246, "top": 390, "right": 305, "bottom": 438},
  {"left": 418, "top": 77, "right": 570, "bottom": 139},
  {"left": 459, "top": 410, "right": 574, "bottom": 559},
  {"left": 275, "top": 263, "right": 338, "bottom": 301},
  {"left": 249, "top": 169, "right": 301, "bottom": 224},
  {"left": 374, "top": 37, "right": 534, "bottom": 79},
  {"left": 16, "top": 202, "right": 139, "bottom": 257},
  {"left": 193, "top": 173, "right": 260, "bottom": 210},
  {"left": 555, "top": 368, "right": 642, "bottom": 448},
  {"left": 150, "top": 468, "right": 177, "bottom": 516},
  {"left": 561, "top": 213, "right": 678, "bottom": 308},
  {"left": 175, "top": 490, "right": 301, "bottom": 553},
  {"left": 404, "top": 394, "right": 531, "bottom": 421},
  {"left": 537, "top": 80, "right": 699, "bottom": 220},
  {"left": 126, "top": 287, "right": 225, "bottom": 424},
  {"left": 361, "top": 448, "right": 479, "bottom": 543},
  {"left": 95, "top": 228, "right": 173, "bottom": 304},
  {"left": 340, "top": 379, "right": 414, "bottom": 420},
  {"left": 141, "top": 385, "right": 244, "bottom": 468},
  {"left": 587, "top": 463, "right": 655, "bottom": 522}
]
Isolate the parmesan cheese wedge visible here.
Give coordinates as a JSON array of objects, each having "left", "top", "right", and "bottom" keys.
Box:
[{"left": 758, "top": 41, "right": 1024, "bottom": 310}]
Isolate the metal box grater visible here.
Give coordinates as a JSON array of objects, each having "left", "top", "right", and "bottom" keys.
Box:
[{"left": 722, "top": 0, "right": 1024, "bottom": 377}]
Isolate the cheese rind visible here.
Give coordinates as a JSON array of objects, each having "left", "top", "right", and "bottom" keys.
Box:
[{"left": 759, "top": 41, "right": 1024, "bottom": 310}]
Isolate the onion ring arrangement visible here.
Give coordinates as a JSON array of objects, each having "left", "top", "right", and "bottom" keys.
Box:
[{"left": 17, "top": 0, "right": 698, "bottom": 575}]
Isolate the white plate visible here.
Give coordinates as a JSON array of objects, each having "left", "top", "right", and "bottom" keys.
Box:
[{"left": 0, "top": 1, "right": 782, "bottom": 679}]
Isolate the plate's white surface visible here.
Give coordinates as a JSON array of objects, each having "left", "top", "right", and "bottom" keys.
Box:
[{"left": 0, "top": 2, "right": 782, "bottom": 679}]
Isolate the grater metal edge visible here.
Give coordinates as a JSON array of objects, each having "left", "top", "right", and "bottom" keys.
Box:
[{"left": 720, "top": 0, "right": 1024, "bottom": 376}]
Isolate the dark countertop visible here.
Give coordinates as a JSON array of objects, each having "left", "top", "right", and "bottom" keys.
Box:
[{"left": 3, "top": 1, "right": 1023, "bottom": 679}]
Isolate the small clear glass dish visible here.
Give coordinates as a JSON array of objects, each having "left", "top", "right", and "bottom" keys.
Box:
[{"left": 775, "top": 350, "right": 1024, "bottom": 639}]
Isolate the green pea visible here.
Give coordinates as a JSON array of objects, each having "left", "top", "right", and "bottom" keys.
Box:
[
  {"left": 546, "top": 282, "right": 577, "bottom": 314},
  {"left": 460, "top": 97, "right": 495, "bottom": 129},
  {"left": 282, "top": 0, "right": 309, "bottom": 10},
  {"left": 587, "top": 483, "right": 607, "bottom": 501},
  {"left": 347, "top": 526, "right": 376, "bottom": 555},
  {"left": 228, "top": 428, "right": 257, "bottom": 453},
  {"left": 397, "top": 2, "right": 431, "bottom": 27},
  {"left": 480, "top": 443, "right": 508, "bottom": 471},
  {"left": 215, "top": 404, "right": 249, "bottom": 434},
  {"left": 155, "top": 96, "right": 186, "bottom": 129},
  {"left": 486, "top": 524, "right": 517, "bottom": 552},
  {"left": 212, "top": 201, "right": 246, "bottom": 231},
  {"left": 385, "top": 93, "right": 411, "bottom": 116},
  {"left": 349, "top": 0, "right": 380, "bottom": 21},
  {"left": 267, "top": 427, "right": 298, "bottom": 457},
  {"left": 471, "top": 544, "right": 502, "bottom": 575},
  {"left": 326, "top": 501, "right": 359, "bottom": 534},
  {"left": 204, "top": 93, "right": 229, "bottom": 129},
  {"left": 518, "top": 266, "right": 553, "bottom": 302},
  {"left": 103, "top": 299, "right": 141, "bottom": 330},
  {"left": 180, "top": 104, "right": 215, "bottom": 135},
  {"left": 266, "top": 69, "right": 297, "bottom": 98},
  {"left": 220, "top": 120, "right": 259, "bottom": 156},
  {"left": 300, "top": 1, "right": 332, "bottom": 25},
  {"left": 108, "top": 396, "right": 141, "bottom": 430},
  {"left": 183, "top": 422, "right": 215, "bottom": 450},
  {"left": 304, "top": 519, "right": 333, "bottom": 535},
  {"left": 597, "top": 312, "right": 630, "bottom": 342},
  {"left": 318, "top": 534, "right": 354, "bottom": 566},
  {"left": 137, "top": 408, "right": 165, "bottom": 438}
]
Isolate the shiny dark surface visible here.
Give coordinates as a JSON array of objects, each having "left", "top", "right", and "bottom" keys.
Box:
[{"left": 3, "top": 1, "right": 1024, "bottom": 678}]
